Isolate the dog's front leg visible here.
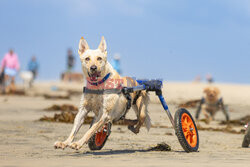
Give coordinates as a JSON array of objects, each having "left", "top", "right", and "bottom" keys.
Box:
[
  {"left": 195, "top": 97, "right": 205, "bottom": 120},
  {"left": 54, "top": 108, "right": 88, "bottom": 149},
  {"left": 219, "top": 98, "right": 230, "bottom": 122},
  {"left": 70, "top": 112, "right": 109, "bottom": 150},
  {"left": 54, "top": 95, "right": 88, "bottom": 149}
]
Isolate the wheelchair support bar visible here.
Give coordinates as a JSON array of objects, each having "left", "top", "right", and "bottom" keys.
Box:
[
  {"left": 158, "top": 95, "right": 175, "bottom": 128},
  {"left": 125, "top": 79, "right": 176, "bottom": 128},
  {"left": 132, "top": 85, "right": 146, "bottom": 91}
]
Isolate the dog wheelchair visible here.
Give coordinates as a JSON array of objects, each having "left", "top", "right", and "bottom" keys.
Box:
[
  {"left": 242, "top": 122, "right": 250, "bottom": 148},
  {"left": 88, "top": 80, "right": 199, "bottom": 152}
]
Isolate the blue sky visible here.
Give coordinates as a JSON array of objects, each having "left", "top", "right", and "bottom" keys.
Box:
[{"left": 0, "top": 0, "right": 250, "bottom": 83}]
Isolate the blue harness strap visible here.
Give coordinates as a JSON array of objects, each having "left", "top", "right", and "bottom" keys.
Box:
[
  {"left": 88, "top": 73, "right": 111, "bottom": 86},
  {"left": 85, "top": 72, "right": 123, "bottom": 94}
]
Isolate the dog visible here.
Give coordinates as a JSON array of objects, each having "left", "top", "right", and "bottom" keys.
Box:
[
  {"left": 54, "top": 36, "right": 151, "bottom": 150},
  {"left": 195, "top": 86, "right": 229, "bottom": 124},
  {"left": 19, "top": 71, "right": 34, "bottom": 90}
]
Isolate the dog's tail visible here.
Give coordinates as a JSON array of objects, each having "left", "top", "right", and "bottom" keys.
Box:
[{"left": 144, "top": 93, "right": 151, "bottom": 131}]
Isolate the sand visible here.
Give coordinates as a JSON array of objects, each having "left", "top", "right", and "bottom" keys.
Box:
[{"left": 0, "top": 81, "right": 250, "bottom": 167}]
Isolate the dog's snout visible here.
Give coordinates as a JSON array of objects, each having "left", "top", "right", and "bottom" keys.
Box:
[{"left": 90, "top": 65, "right": 97, "bottom": 71}]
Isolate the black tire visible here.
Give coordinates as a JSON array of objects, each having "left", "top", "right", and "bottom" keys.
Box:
[
  {"left": 88, "top": 122, "right": 112, "bottom": 150},
  {"left": 174, "top": 108, "right": 199, "bottom": 152},
  {"left": 242, "top": 123, "right": 250, "bottom": 148}
]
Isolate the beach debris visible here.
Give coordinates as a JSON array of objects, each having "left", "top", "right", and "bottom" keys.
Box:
[
  {"left": 44, "top": 104, "right": 78, "bottom": 112},
  {"left": 178, "top": 99, "right": 201, "bottom": 108},
  {"left": 66, "top": 89, "right": 82, "bottom": 96},
  {"left": 40, "top": 111, "right": 77, "bottom": 123},
  {"left": 197, "top": 125, "right": 245, "bottom": 134},
  {"left": 147, "top": 142, "right": 171, "bottom": 151},
  {"left": 39, "top": 111, "right": 94, "bottom": 124},
  {"left": 9, "top": 89, "right": 26, "bottom": 95},
  {"left": 0, "top": 88, "right": 26, "bottom": 95},
  {"left": 165, "top": 132, "right": 173, "bottom": 136},
  {"left": 39, "top": 108, "right": 245, "bottom": 135},
  {"left": 40, "top": 106, "right": 170, "bottom": 127},
  {"left": 43, "top": 93, "right": 70, "bottom": 99},
  {"left": 39, "top": 111, "right": 127, "bottom": 125},
  {"left": 199, "top": 118, "right": 212, "bottom": 124},
  {"left": 41, "top": 103, "right": 117, "bottom": 124},
  {"left": 40, "top": 105, "right": 135, "bottom": 126},
  {"left": 220, "top": 115, "right": 250, "bottom": 126},
  {"left": 43, "top": 91, "right": 70, "bottom": 100},
  {"left": 242, "top": 122, "right": 250, "bottom": 148}
]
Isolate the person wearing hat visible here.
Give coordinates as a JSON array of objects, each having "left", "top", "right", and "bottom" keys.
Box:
[{"left": 111, "top": 53, "right": 121, "bottom": 74}]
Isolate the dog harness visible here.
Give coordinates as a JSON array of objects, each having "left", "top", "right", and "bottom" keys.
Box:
[
  {"left": 83, "top": 87, "right": 122, "bottom": 94},
  {"left": 84, "top": 72, "right": 122, "bottom": 94},
  {"left": 83, "top": 73, "right": 141, "bottom": 120}
]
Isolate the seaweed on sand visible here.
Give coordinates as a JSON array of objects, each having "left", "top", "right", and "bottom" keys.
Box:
[
  {"left": 220, "top": 115, "right": 250, "bottom": 126},
  {"left": 147, "top": 142, "right": 171, "bottom": 151},
  {"left": 178, "top": 99, "right": 201, "bottom": 108}
]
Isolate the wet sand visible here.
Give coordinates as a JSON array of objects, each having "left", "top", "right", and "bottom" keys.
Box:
[{"left": 0, "top": 82, "right": 250, "bottom": 167}]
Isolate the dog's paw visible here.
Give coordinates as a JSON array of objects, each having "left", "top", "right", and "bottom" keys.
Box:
[
  {"left": 128, "top": 125, "right": 139, "bottom": 134},
  {"left": 69, "top": 142, "right": 82, "bottom": 150},
  {"left": 54, "top": 141, "right": 67, "bottom": 150}
]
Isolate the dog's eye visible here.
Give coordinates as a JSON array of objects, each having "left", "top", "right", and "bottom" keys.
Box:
[
  {"left": 97, "top": 57, "right": 102, "bottom": 61},
  {"left": 85, "top": 57, "right": 90, "bottom": 61}
]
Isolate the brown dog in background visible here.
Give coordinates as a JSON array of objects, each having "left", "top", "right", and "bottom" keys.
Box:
[{"left": 195, "top": 86, "right": 229, "bottom": 124}]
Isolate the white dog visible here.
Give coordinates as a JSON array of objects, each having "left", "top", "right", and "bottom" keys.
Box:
[
  {"left": 54, "top": 37, "right": 151, "bottom": 150},
  {"left": 19, "top": 71, "right": 33, "bottom": 90}
]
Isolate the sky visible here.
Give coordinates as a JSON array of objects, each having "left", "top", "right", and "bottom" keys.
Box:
[{"left": 0, "top": 0, "right": 250, "bottom": 83}]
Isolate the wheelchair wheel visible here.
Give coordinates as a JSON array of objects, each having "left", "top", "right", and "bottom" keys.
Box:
[
  {"left": 242, "top": 122, "right": 250, "bottom": 148},
  {"left": 88, "top": 122, "right": 112, "bottom": 150},
  {"left": 174, "top": 108, "right": 199, "bottom": 152}
]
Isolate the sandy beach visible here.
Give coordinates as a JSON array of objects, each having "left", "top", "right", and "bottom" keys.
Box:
[{"left": 0, "top": 81, "right": 250, "bottom": 167}]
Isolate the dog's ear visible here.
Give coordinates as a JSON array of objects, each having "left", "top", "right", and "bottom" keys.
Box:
[
  {"left": 98, "top": 36, "right": 107, "bottom": 55},
  {"left": 78, "top": 37, "right": 89, "bottom": 55},
  {"left": 214, "top": 87, "right": 220, "bottom": 95},
  {"left": 203, "top": 87, "right": 210, "bottom": 94}
]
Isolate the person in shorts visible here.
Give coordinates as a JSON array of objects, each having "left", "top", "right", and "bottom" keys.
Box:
[{"left": 0, "top": 49, "right": 20, "bottom": 92}]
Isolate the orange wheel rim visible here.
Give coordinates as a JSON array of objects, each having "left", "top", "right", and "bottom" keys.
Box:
[
  {"left": 95, "top": 124, "right": 108, "bottom": 147},
  {"left": 181, "top": 113, "right": 197, "bottom": 147}
]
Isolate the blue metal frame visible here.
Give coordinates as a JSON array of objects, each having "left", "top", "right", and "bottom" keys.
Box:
[
  {"left": 158, "top": 95, "right": 175, "bottom": 127},
  {"left": 158, "top": 95, "right": 168, "bottom": 110},
  {"left": 128, "top": 79, "right": 176, "bottom": 127}
]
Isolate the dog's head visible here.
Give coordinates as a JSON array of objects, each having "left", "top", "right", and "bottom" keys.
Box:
[
  {"left": 78, "top": 36, "right": 107, "bottom": 82},
  {"left": 203, "top": 86, "right": 220, "bottom": 102}
]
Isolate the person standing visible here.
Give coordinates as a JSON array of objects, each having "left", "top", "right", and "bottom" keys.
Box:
[
  {"left": 0, "top": 49, "right": 20, "bottom": 92},
  {"left": 28, "top": 56, "right": 39, "bottom": 79},
  {"left": 67, "top": 49, "right": 75, "bottom": 72},
  {"left": 111, "top": 53, "right": 122, "bottom": 74},
  {"left": 206, "top": 73, "right": 214, "bottom": 84},
  {"left": 62, "top": 49, "right": 75, "bottom": 82}
]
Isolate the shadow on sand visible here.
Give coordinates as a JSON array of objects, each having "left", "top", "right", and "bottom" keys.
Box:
[{"left": 58, "top": 148, "right": 188, "bottom": 157}]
